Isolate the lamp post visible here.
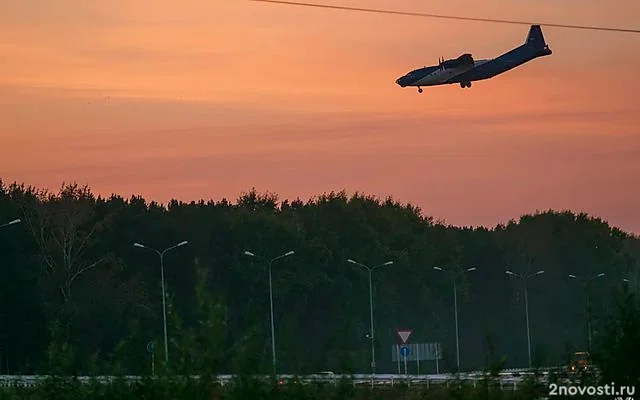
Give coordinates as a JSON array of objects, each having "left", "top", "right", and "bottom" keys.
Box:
[
  {"left": 568, "top": 272, "right": 605, "bottom": 350},
  {"left": 347, "top": 258, "right": 393, "bottom": 383},
  {"left": 134, "top": 240, "right": 188, "bottom": 365},
  {"left": 624, "top": 271, "right": 639, "bottom": 289},
  {"left": 433, "top": 266, "right": 476, "bottom": 371},
  {"left": 244, "top": 250, "right": 294, "bottom": 376},
  {"left": 506, "top": 269, "right": 544, "bottom": 368},
  {"left": 0, "top": 219, "right": 20, "bottom": 229}
]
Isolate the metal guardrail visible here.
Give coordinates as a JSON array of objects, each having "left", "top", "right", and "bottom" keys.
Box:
[{"left": 0, "top": 369, "right": 558, "bottom": 389}]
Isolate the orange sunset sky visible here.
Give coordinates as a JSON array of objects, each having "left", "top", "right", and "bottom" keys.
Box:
[{"left": 1, "top": 0, "right": 639, "bottom": 233}]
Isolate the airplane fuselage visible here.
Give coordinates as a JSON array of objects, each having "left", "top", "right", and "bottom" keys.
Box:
[
  {"left": 407, "top": 59, "right": 490, "bottom": 86},
  {"left": 395, "top": 25, "right": 552, "bottom": 92}
]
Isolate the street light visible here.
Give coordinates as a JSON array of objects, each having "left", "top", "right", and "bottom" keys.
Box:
[
  {"left": 244, "top": 250, "right": 295, "bottom": 376},
  {"left": 347, "top": 258, "right": 393, "bottom": 383},
  {"left": 506, "top": 269, "right": 544, "bottom": 368},
  {"left": 623, "top": 277, "right": 638, "bottom": 293},
  {"left": 568, "top": 272, "right": 606, "bottom": 350},
  {"left": 0, "top": 219, "right": 21, "bottom": 229},
  {"left": 433, "top": 265, "right": 476, "bottom": 371},
  {"left": 134, "top": 240, "right": 188, "bottom": 365}
]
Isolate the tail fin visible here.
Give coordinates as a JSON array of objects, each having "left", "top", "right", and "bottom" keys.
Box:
[
  {"left": 525, "top": 25, "right": 546, "bottom": 48},
  {"left": 524, "top": 24, "right": 551, "bottom": 55}
]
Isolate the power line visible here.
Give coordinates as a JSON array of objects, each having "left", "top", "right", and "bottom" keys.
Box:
[{"left": 249, "top": 0, "right": 640, "bottom": 34}]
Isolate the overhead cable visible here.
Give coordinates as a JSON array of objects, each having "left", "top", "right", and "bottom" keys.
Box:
[{"left": 249, "top": 0, "right": 640, "bottom": 34}]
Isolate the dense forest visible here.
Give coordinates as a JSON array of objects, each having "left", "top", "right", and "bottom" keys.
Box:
[{"left": 0, "top": 179, "right": 638, "bottom": 377}]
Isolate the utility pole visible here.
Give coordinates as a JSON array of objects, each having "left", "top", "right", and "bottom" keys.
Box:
[
  {"left": 244, "top": 250, "right": 295, "bottom": 376},
  {"left": 569, "top": 273, "right": 605, "bottom": 351},
  {"left": 134, "top": 240, "right": 189, "bottom": 366},
  {"left": 506, "top": 269, "right": 545, "bottom": 368},
  {"left": 434, "top": 265, "right": 476, "bottom": 371},
  {"left": 347, "top": 258, "right": 393, "bottom": 386}
]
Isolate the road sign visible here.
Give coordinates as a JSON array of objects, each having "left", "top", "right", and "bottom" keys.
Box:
[
  {"left": 397, "top": 330, "right": 412, "bottom": 343},
  {"left": 147, "top": 341, "right": 154, "bottom": 353},
  {"left": 400, "top": 346, "right": 410, "bottom": 357},
  {"left": 391, "top": 342, "right": 443, "bottom": 361}
]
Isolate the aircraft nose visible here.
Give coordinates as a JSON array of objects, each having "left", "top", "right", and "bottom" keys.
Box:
[{"left": 395, "top": 76, "right": 406, "bottom": 87}]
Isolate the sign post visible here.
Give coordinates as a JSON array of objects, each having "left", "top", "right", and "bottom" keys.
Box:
[
  {"left": 400, "top": 345, "right": 409, "bottom": 376},
  {"left": 147, "top": 341, "right": 155, "bottom": 376},
  {"left": 435, "top": 343, "right": 439, "bottom": 374},
  {"left": 416, "top": 343, "right": 420, "bottom": 374},
  {"left": 397, "top": 329, "right": 412, "bottom": 379}
]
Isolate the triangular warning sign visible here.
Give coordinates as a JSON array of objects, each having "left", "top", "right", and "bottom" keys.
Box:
[{"left": 397, "top": 330, "right": 412, "bottom": 344}]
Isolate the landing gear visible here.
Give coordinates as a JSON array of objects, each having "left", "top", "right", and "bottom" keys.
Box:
[
  {"left": 460, "top": 81, "right": 472, "bottom": 88},
  {"left": 417, "top": 87, "right": 423, "bottom": 93}
]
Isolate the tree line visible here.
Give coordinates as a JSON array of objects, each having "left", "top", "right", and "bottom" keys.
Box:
[{"left": 0, "top": 179, "right": 638, "bottom": 377}]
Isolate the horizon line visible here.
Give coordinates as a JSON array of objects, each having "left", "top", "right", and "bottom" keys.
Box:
[{"left": 2, "top": 178, "right": 637, "bottom": 236}]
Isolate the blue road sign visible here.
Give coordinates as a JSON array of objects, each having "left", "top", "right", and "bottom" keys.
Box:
[
  {"left": 391, "top": 343, "right": 442, "bottom": 362},
  {"left": 147, "top": 341, "right": 154, "bottom": 353},
  {"left": 400, "top": 346, "right": 410, "bottom": 357}
]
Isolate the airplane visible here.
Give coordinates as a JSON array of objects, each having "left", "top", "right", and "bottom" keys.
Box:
[{"left": 395, "top": 25, "right": 552, "bottom": 93}]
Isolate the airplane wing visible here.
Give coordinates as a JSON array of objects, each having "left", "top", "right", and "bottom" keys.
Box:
[
  {"left": 441, "top": 53, "right": 474, "bottom": 69},
  {"left": 432, "top": 54, "right": 476, "bottom": 83},
  {"left": 443, "top": 58, "right": 493, "bottom": 84}
]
